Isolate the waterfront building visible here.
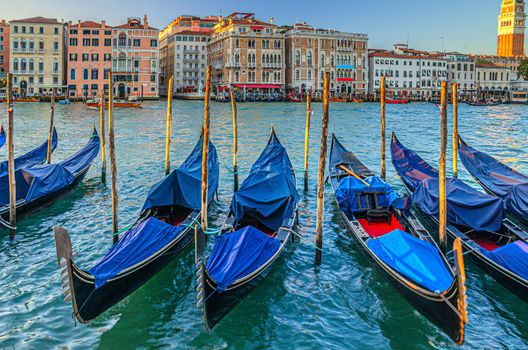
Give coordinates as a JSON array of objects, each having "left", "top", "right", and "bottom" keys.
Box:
[
  {"left": 497, "top": 0, "right": 526, "bottom": 57},
  {"left": 67, "top": 20, "right": 112, "bottom": 99},
  {"left": 283, "top": 22, "right": 368, "bottom": 98},
  {"left": 368, "top": 44, "right": 447, "bottom": 100},
  {"left": 9, "top": 17, "right": 66, "bottom": 96},
  {"left": 471, "top": 55, "right": 522, "bottom": 80},
  {"left": 0, "top": 20, "right": 9, "bottom": 78},
  {"left": 445, "top": 53, "right": 476, "bottom": 94},
  {"left": 475, "top": 62, "right": 511, "bottom": 97},
  {"left": 112, "top": 16, "right": 159, "bottom": 99},
  {"left": 207, "top": 13, "right": 285, "bottom": 95},
  {"left": 159, "top": 15, "right": 217, "bottom": 96}
]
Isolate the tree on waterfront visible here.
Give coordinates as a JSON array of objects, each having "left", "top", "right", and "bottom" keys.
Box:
[{"left": 518, "top": 59, "right": 528, "bottom": 80}]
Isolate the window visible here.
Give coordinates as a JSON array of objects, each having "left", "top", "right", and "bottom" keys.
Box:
[
  {"left": 83, "top": 38, "right": 90, "bottom": 46},
  {"left": 105, "top": 30, "right": 111, "bottom": 35},
  {"left": 104, "top": 53, "right": 111, "bottom": 62},
  {"left": 235, "top": 39, "right": 239, "bottom": 48},
  {"left": 70, "top": 38, "right": 78, "bottom": 46},
  {"left": 92, "top": 38, "right": 99, "bottom": 46},
  {"left": 70, "top": 68, "right": 76, "bottom": 80},
  {"left": 13, "top": 26, "right": 18, "bottom": 33},
  {"left": 92, "top": 53, "right": 99, "bottom": 61},
  {"left": 150, "top": 39, "right": 158, "bottom": 47},
  {"left": 39, "top": 26, "right": 44, "bottom": 34},
  {"left": 39, "top": 61, "right": 44, "bottom": 72},
  {"left": 307, "top": 51, "right": 312, "bottom": 66},
  {"left": 39, "top": 77, "right": 43, "bottom": 84},
  {"left": 295, "top": 50, "right": 301, "bottom": 65},
  {"left": 82, "top": 53, "right": 89, "bottom": 61},
  {"left": 54, "top": 27, "right": 59, "bottom": 35},
  {"left": 22, "top": 26, "right": 26, "bottom": 34},
  {"left": 92, "top": 69, "right": 98, "bottom": 80},
  {"left": 83, "top": 68, "right": 89, "bottom": 80},
  {"left": 104, "top": 38, "right": 111, "bottom": 46},
  {"left": 295, "top": 69, "right": 300, "bottom": 80},
  {"left": 133, "top": 39, "right": 140, "bottom": 47}
]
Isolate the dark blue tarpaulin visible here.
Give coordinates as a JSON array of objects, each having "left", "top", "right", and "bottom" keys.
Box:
[
  {"left": 483, "top": 241, "right": 528, "bottom": 281},
  {"left": 459, "top": 140, "right": 528, "bottom": 220},
  {"left": 0, "top": 126, "right": 5, "bottom": 149},
  {"left": 206, "top": 225, "right": 280, "bottom": 291},
  {"left": 367, "top": 229, "right": 453, "bottom": 292},
  {"left": 0, "top": 127, "right": 58, "bottom": 176},
  {"left": 391, "top": 136, "right": 504, "bottom": 232},
  {"left": 335, "top": 176, "right": 404, "bottom": 218},
  {"left": 141, "top": 136, "right": 219, "bottom": 213},
  {"left": 89, "top": 217, "right": 184, "bottom": 288},
  {"left": 0, "top": 129, "right": 98, "bottom": 206},
  {"left": 414, "top": 178, "right": 504, "bottom": 232},
  {"left": 329, "top": 135, "right": 374, "bottom": 178},
  {"left": 231, "top": 132, "right": 299, "bottom": 232}
]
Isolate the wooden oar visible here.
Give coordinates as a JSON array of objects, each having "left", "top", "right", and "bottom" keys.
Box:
[{"left": 338, "top": 164, "right": 369, "bottom": 186}]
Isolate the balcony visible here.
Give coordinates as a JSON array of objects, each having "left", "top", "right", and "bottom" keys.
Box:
[
  {"left": 183, "top": 67, "right": 199, "bottom": 73},
  {"left": 52, "top": 71, "right": 59, "bottom": 76},
  {"left": 183, "top": 58, "right": 199, "bottom": 64},
  {"left": 184, "top": 49, "right": 200, "bottom": 54},
  {"left": 38, "top": 49, "right": 44, "bottom": 54},
  {"left": 53, "top": 49, "right": 60, "bottom": 54}
]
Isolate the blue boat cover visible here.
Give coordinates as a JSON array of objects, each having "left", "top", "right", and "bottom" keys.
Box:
[
  {"left": 329, "top": 135, "right": 374, "bottom": 178},
  {"left": 483, "top": 241, "right": 528, "bottom": 281},
  {"left": 0, "top": 129, "right": 98, "bottom": 206},
  {"left": 335, "top": 176, "right": 405, "bottom": 218},
  {"left": 89, "top": 217, "right": 185, "bottom": 288},
  {"left": 0, "top": 126, "right": 5, "bottom": 149},
  {"left": 391, "top": 136, "right": 504, "bottom": 232},
  {"left": 141, "top": 135, "right": 219, "bottom": 213},
  {"left": 367, "top": 229, "right": 454, "bottom": 292},
  {"left": 0, "top": 127, "right": 58, "bottom": 176},
  {"left": 231, "top": 132, "right": 299, "bottom": 232},
  {"left": 206, "top": 225, "right": 280, "bottom": 291},
  {"left": 458, "top": 140, "right": 528, "bottom": 219}
]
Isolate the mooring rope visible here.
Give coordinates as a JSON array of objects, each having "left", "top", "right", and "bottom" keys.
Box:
[
  {"left": 182, "top": 221, "right": 222, "bottom": 236},
  {"left": 280, "top": 227, "right": 323, "bottom": 252},
  {"left": 437, "top": 290, "right": 464, "bottom": 319}
]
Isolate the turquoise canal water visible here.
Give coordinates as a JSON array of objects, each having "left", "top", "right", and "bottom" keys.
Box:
[{"left": 0, "top": 100, "right": 527, "bottom": 349}]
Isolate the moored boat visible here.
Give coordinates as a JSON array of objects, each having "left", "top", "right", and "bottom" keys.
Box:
[
  {"left": 329, "top": 135, "right": 467, "bottom": 345},
  {"left": 391, "top": 133, "right": 528, "bottom": 302},
  {"left": 197, "top": 129, "right": 299, "bottom": 330},
  {"left": 466, "top": 101, "right": 501, "bottom": 107},
  {"left": 54, "top": 133, "right": 219, "bottom": 323},
  {"left": 86, "top": 99, "right": 141, "bottom": 109}
]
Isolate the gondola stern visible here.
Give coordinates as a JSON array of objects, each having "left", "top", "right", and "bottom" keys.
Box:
[
  {"left": 53, "top": 226, "right": 85, "bottom": 324},
  {"left": 391, "top": 131, "right": 398, "bottom": 142}
]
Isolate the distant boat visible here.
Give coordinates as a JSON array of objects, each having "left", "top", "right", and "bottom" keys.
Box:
[
  {"left": 59, "top": 99, "right": 71, "bottom": 105},
  {"left": 0, "top": 97, "right": 40, "bottom": 103},
  {"left": 86, "top": 99, "right": 141, "bottom": 109},
  {"left": 174, "top": 92, "right": 205, "bottom": 100},
  {"left": 466, "top": 101, "right": 501, "bottom": 107},
  {"left": 386, "top": 91, "right": 410, "bottom": 104}
]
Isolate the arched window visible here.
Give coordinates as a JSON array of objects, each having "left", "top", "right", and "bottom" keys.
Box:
[
  {"left": 235, "top": 39, "right": 239, "bottom": 48},
  {"left": 29, "top": 39, "right": 34, "bottom": 50},
  {"left": 307, "top": 51, "right": 312, "bottom": 66},
  {"left": 13, "top": 58, "right": 18, "bottom": 71},
  {"left": 235, "top": 71, "right": 239, "bottom": 81},
  {"left": 235, "top": 53, "right": 239, "bottom": 63},
  {"left": 295, "top": 50, "right": 300, "bottom": 65},
  {"left": 53, "top": 60, "right": 58, "bottom": 72},
  {"left": 20, "top": 58, "right": 27, "bottom": 71},
  {"left": 83, "top": 68, "right": 89, "bottom": 80},
  {"left": 28, "top": 58, "right": 34, "bottom": 72},
  {"left": 70, "top": 68, "right": 76, "bottom": 80},
  {"left": 331, "top": 55, "right": 334, "bottom": 66},
  {"left": 321, "top": 54, "right": 325, "bottom": 66},
  {"left": 118, "top": 32, "right": 127, "bottom": 47}
]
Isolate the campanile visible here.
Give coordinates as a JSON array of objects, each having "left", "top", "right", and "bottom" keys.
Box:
[{"left": 497, "top": 0, "right": 526, "bottom": 56}]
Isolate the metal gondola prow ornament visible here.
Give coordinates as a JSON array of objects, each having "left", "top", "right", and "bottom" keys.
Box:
[{"left": 453, "top": 237, "right": 468, "bottom": 346}]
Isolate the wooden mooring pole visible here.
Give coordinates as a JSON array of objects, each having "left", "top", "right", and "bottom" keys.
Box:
[
  {"left": 230, "top": 89, "right": 238, "bottom": 191},
  {"left": 108, "top": 72, "right": 119, "bottom": 243},
  {"left": 303, "top": 90, "right": 311, "bottom": 191},
  {"left": 315, "top": 72, "right": 330, "bottom": 264},
  {"left": 46, "top": 89, "right": 55, "bottom": 164},
  {"left": 201, "top": 66, "right": 211, "bottom": 232},
  {"left": 165, "top": 76, "right": 174, "bottom": 176},
  {"left": 439, "top": 81, "right": 448, "bottom": 250},
  {"left": 380, "top": 76, "right": 386, "bottom": 179},
  {"left": 6, "top": 73, "right": 16, "bottom": 239},
  {"left": 452, "top": 82, "right": 458, "bottom": 178},
  {"left": 99, "top": 90, "right": 106, "bottom": 183}
]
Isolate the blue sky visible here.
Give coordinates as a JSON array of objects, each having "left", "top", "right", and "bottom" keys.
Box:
[{"left": 0, "top": 0, "right": 510, "bottom": 54}]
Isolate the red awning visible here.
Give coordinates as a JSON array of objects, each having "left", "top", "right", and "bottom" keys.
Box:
[
  {"left": 250, "top": 26, "right": 264, "bottom": 30},
  {"left": 336, "top": 78, "right": 355, "bottom": 82},
  {"left": 232, "top": 84, "right": 282, "bottom": 89},
  {"left": 217, "top": 86, "right": 229, "bottom": 92}
]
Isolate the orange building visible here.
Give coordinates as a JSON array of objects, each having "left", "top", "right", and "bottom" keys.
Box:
[
  {"left": 112, "top": 16, "right": 159, "bottom": 99},
  {"left": 67, "top": 20, "right": 112, "bottom": 99},
  {"left": 0, "top": 20, "right": 9, "bottom": 76},
  {"left": 497, "top": 0, "right": 526, "bottom": 57}
]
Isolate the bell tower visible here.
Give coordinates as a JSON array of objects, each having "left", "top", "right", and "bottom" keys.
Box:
[{"left": 497, "top": 0, "right": 526, "bottom": 56}]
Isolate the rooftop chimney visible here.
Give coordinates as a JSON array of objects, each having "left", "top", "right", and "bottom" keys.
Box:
[
  {"left": 143, "top": 14, "right": 148, "bottom": 29},
  {"left": 101, "top": 20, "right": 106, "bottom": 27},
  {"left": 78, "top": 19, "right": 81, "bottom": 28}
]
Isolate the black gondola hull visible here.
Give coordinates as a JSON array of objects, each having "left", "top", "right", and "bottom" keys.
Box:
[{"left": 69, "top": 224, "right": 194, "bottom": 322}]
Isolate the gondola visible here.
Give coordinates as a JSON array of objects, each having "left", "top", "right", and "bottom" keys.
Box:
[
  {"left": 197, "top": 129, "right": 299, "bottom": 330},
  {"left": 54, "top": 133, "right": 219, "bottom": 323},
  {"left": 0, "top": 128, "right": 58, "bottom": 175},
  {"left": 0, "top": 128, "right": 97, "bottom": 222},
  {"left": 329, "top": 135, "right": 467, "bottom": 345},
  {"left": 466, "top": 101, "right": 501, "bottom": 107},
  {"left": 0, "top": 125, "right": 5, "bottom": 149},
  {"left": 391, "top": 133, "right": 528, "bottom": 302},
  {"left": 458, "top": 136, "right": 528, "bottom": 226}
]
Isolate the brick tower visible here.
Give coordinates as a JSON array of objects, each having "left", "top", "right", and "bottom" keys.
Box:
[{"left": 497, "top": 0, "right": 526, "bottom": 56}]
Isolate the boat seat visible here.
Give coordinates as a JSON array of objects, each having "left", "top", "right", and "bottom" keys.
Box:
[{"left": 355, "top": 192, "right": 392, "bottom": 225}]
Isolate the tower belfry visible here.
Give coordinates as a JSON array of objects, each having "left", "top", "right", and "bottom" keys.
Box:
[{"left": 497, "top": 0, "right": 526, "bottom": 56}]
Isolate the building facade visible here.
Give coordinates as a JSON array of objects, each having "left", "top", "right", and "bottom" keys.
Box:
[
  {"left": 0, "top": 20, "right": 9, "bottom": 77},
  {"left": 9, "top": 17, "right": 66, "bottom": 96},
  {"left": 159, "top": 15, "right": 216, "bottom": 96},
  {"left": 368, "top": 44, "right": 447, "bottom": 100},
  {"left": 476, "top": 63, "right": 511, "bottom": 95},
  {"left": 445, "top": 54, "right": 476, "bottom": 93},
  {"left": 497, "top": 0, "right": 526, "bottom": 56},
  {"left": 283, "top": 22, "right": 368, "bottom": 97},
  {"left": 67, "top": 20, "right": 112, "bottom": 99},
  {"left": 208, "top": 13, "right": 285, "bottom": 94},
  {"left": 112, "top": 16, "right": 159, "bottom": 99}
]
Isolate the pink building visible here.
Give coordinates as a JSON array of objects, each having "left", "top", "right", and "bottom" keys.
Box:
[
  {"left": 112, "top": 16, "right": 159, "bottom": 99},
  {"left": 0, "top": 20, "right": 9, "bottom": 76},
  {"left": 67, "top": 20, "right": 112, "bottom": 99}
]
